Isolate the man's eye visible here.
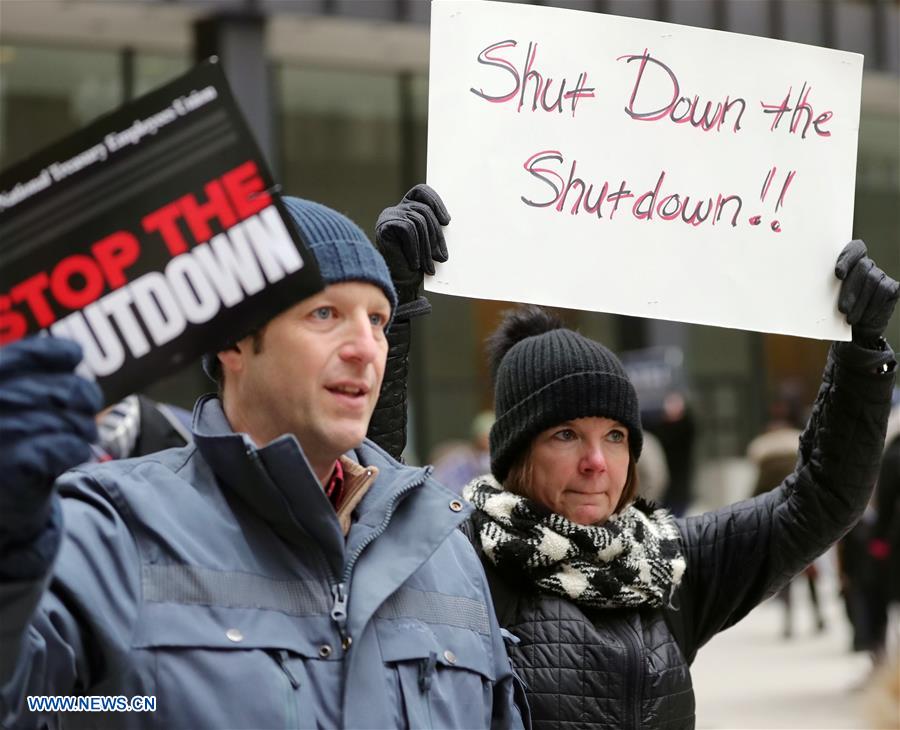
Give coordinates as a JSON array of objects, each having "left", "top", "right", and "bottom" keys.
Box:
[{"left": 369, "top": 313, "right": 388, "bottom": 327}]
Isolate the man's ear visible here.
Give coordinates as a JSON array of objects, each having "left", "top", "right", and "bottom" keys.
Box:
[{"left": 216, "top": 341, "right": 246, "bottom": 375}]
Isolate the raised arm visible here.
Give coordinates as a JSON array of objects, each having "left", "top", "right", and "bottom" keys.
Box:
[
  {"left": 367, "top": 185, "right": 450, "bottom": 459},
  {"left": 0, "top": 338, "right": 104, "bottom": 723},
  {"left": 673, "top": 241, "right": 898, "bottom": 660}
]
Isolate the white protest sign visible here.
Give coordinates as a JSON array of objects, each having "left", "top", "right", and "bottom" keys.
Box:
[{"left": 426, "top": 0, "right": 862, "bottom": 340}]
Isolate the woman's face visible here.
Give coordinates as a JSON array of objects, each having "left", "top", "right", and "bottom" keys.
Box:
[{"left": 526, "top": 417, "right": 631, "bottom": 526}]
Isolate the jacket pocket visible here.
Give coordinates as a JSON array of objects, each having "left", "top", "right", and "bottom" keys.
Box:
[
  {"left": 132, "top": 602, "right": 332, "bottom": 729},
  {"left": 375, "top": 618, "right": 495, "bottom": 730}
]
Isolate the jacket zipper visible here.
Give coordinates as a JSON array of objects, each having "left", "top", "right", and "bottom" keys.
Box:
[
  {"left": 331, "top": 582, "right": 350, "bottom": 647},
  {"left": 330, "top": 471, "right": 430, "bottom": 648},
  {"left": 246, "top": 444, "right": 430, "bottom": 653}
]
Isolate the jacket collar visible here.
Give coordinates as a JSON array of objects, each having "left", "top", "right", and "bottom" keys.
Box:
[
  {"left": 190, "top": 394, "right": 445, "bottom": 580},
  {"left": 191, "top": 394, "right": 346, "bottom": 574}
]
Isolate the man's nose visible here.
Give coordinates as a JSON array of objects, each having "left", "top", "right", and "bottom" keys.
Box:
[{"left": 339, "top": 312, "right": 380, "bottom": 364}]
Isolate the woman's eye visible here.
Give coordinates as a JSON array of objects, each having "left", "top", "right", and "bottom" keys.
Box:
[
  {"left": 553, "top": 429, "right": 577, "bottom": 442},
  {"left": 369, "top": 313, "right": 387, "bottom": 327},
  {"left": 607, "top": 429, "right": 627, "bottom": 443},
  {"left": 313, "top": 307, "right": 333, "bottom": 320}
]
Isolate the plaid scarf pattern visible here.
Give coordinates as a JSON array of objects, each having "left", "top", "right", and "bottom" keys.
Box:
[{"left": 463, "top": 476, "right": 686, "bottom": 609}]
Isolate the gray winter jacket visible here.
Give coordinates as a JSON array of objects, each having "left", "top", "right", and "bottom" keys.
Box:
[{"left": 0, "top": 394, "right": 524, "bottom": 729}]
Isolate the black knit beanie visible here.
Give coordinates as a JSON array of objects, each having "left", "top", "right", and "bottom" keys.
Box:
[{"left": 488, "top": 306, "right": 643, "bottom": 483}]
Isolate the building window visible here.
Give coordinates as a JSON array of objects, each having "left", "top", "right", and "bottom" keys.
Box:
[
  {"left": 133, "top": 53, "right": 190, "bottom": 99},
  {"left": 275, "top": 64, "right": 404, "bottom": 237},
  {"left": 0, "top": 43, "right": 121, "bottom": 170}
]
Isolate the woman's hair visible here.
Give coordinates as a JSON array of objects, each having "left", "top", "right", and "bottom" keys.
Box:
[{"left": 504, "top": 437, "right": 641, "bottom": 516}]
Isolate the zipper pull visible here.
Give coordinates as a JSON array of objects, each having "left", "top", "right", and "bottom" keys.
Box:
[{"left": 331, "top": 582, "right": 350, "bottom": 648}]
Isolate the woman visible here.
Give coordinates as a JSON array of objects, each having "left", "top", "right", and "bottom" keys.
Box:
[{"left": 461, "top": 243, "right": 898, "bottom": 729}]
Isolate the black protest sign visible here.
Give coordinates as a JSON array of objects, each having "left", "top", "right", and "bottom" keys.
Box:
[{"left": 0, "top": 59, "right": 323, "bottom": 403}]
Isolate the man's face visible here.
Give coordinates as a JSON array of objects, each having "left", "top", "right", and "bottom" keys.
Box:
[{"left": 222, "top": 282, "right": 390, "bottom": 471}]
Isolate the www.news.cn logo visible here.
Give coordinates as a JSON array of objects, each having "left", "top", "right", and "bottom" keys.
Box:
[{"left": 26, "top": 695, "right": 156, "bottom": 713}]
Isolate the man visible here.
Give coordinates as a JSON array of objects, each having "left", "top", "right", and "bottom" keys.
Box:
[{"left": 0, "top": 195, "right": 523, "bottom": 729}]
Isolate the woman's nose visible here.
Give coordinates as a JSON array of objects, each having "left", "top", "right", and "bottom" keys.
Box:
[{"left": 579, "top": 443, "right": 608, "bottom": 474}]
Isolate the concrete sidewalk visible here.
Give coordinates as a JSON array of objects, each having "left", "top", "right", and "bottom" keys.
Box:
[{"left": 691, "top": 576, "right": 886, "bottom": 729}]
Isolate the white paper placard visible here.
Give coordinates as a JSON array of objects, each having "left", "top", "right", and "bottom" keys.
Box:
[{"left": 426, "top": 0, "right": 863, "bottom": 340}]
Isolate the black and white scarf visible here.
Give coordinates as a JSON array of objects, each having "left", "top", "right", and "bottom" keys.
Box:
[{"left": 463, "top": 476, "right": 686, "bottom": 609}]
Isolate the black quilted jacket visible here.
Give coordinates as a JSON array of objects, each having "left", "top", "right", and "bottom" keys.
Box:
[{"left": 475, "top": 341, "right": 896, "bottom": 730}]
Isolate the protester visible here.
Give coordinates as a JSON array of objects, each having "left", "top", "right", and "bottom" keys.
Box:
[
  {"left": 0, "top": 196, "right": 523, "bottom": 729},
  {"left": 747, "top": 393, "right": 826, "bottom": 638},
  {"left": 457, "top": 240, "right": 896, "bottom": 728}
]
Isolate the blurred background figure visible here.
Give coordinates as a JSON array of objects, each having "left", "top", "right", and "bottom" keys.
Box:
[
  {"left": 748, "top": 383, "right": 826, "bottom": 638},
  {"left": 431, "top": 410, "right": 494, "bottom": 495},
  {"left": 620, "top": 346, "right": 696, "bottom": 515},
  {"left": 836, "top": 392, "right": 900, "bottom": 685},
  {"left": 836, "top": 502, "right": 883, "bottom": 660},
  {"left": 648, "top": 390, "right": 697, "bottom": 516},
  {"left": 636, "top": 429, "right": 670, "bottom": 505},
  {"left": 873, "top": 392, "right": 900, "bottom": 643},
  {"left": 94, "top": 394, "right": 192, "bottom": 461},
  {"left": 863, "top": 393, "right": 900, "bottom": 727}
]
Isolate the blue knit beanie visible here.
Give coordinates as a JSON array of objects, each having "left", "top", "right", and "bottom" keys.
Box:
[
  {"left": 202, "top": 197, "right": 397, "bottom": 381},
  {"left": 281, "top": 196, "right": 397, "bottom": 315}
]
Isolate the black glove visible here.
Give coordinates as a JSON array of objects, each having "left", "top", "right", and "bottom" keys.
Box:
[
  {"left": 0, "top": 337, "right": 102, "bottom": 545},
  {"left": 835, "top": 240, "right": 900, "bottom": 347},
  {"left": 375, "top": 184, "right": 450, "bottom": 305}
]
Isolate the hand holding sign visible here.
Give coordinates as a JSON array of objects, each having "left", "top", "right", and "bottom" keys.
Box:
[
  {"left": 836, "top": 240, "right": 900, "bottom": 347},
  {"left": 375, "top": 184, "right": 451, "bottom": 303}
]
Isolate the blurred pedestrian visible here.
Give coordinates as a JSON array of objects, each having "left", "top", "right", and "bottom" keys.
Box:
[
  {"left": 432, "top": 410, "right": 494, "bottom": 494},
  {"left": 747, "top": 390, "right": 826, "bottom": 637},
  {"left": 644, "top": 390, "right": 696, "bottom": 515},
  {"left": 861, "top": 395, "right": 900, "bottom": 722},
  {"left": 873, "top": 398, "right": 900, "bottom": 632},
  {"left": 836, "top": 397, "right": 899, "bottom": 670},
  {"left": 637, "top": 429, "right": 670, "bottom": 504}
]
